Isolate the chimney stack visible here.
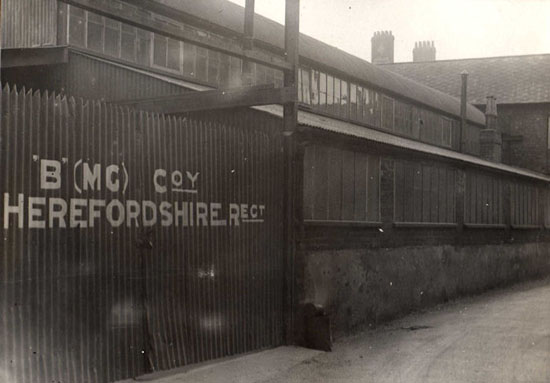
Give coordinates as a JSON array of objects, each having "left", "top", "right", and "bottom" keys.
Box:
[
  {"left": 413, "top": 41, "right": 436, "bottom": 62},
  {"left": 371, "top": 31, "right": 394, "bottom": 64},
  {"left": 480, "top": 96, "right": 502, "bottom": 162}
]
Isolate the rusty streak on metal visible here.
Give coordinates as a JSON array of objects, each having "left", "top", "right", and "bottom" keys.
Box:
[
  {"left": 119, "top": 85, "right": 296, "bottom": 114},
  {"left": 60, "top": 0, "right": 293, "bottom": 72}
]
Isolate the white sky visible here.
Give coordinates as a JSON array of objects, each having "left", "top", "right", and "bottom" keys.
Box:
[{"left": 228, "top": 0, "right": 550, "bottom": 62}]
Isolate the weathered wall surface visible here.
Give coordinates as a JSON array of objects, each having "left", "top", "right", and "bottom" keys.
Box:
[
  {"left": 498, "top": 104, "right": 550, "bottom": 174},
  {"left": 303, "top": 243, "right": 550, "bottom": 337}
]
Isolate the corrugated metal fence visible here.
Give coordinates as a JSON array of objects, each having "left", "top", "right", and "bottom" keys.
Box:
[
  {"left": 0, "top": 84, "right": 285, "bottom": 382},
  {"left": 1, "top": 0, "right": 57, "bottom": 48}
]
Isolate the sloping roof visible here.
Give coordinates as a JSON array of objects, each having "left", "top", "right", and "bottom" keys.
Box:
[
  {"left": 252, "top": 104, "right": 550, "bottom": 182},
  {"left": 381, "top": 54, "right": 550, "bottom": 105},
  {"left": 151, "top": 0, "right": 485, "bottom": 125},
  {"left": 83, "top": 53, "right": 549, "bottom": 182}
]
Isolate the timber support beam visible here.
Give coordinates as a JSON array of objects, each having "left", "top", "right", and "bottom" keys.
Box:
[{"left": 120, "top": 85, "right": 295, "bottom": 113}]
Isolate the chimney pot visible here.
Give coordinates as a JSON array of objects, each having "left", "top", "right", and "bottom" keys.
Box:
[
  {"left": 413, "top": 40, "right": 436, "bottom": 62},
  {"left": 371, "top": 30, "right": 395, "bottom": 64}
]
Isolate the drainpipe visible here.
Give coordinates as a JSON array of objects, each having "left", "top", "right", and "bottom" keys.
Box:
[{"left": 459, "top": 70, "right": 468, "bottom": 152}]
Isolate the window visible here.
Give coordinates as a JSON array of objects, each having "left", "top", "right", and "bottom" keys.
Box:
[
  {"left": 121, "top": 24, "right": 137, "bottom": 62},
  {"left": 153, "top": 33, "right": 181, "bottom": 71},
  {"left": 303, "top": 144, "right": 380, "bottom": 222},
  {"left": 394, "top": 160, "right": 456, "bottom": 223},
  {"left": 319, "top": 72, "right": 327, "bottom": 108},
  {"left": 183, "top": 42, "right": 196, "bottom": 77},
  {"left": 350, "top": 83, "right": 357, "bottom": 121},
  {"left": 266, "top": 67, "right": 275, "bottom": 87},
  {"left": 274, "top": 70, "right": 284, "bottom": 88},
  {"left": 465, "top": 171, "right": 504, "bottom": 225},
  {"left": 196, "top": 47, "right": 208, "bottom": 81},
  {"left": 208, "top": 50, "right": 220, "bottom": 84},
  {"left": 87, "top": 12, "right": 104, "bottom": 52},
  {"left": 136, "top": 29, "right": 151, "bottom": 66},
  {"left": 229, "top": 56, "right": 242, "bottom": 87},
  {"left": 364, "top": 89, "right": 381, "bottom": 128},
  {"left": 381, "top": 96, "right": 395, "bottom": 131},
  {"left": 341, "top": 81, "right": 349, "bottom": 119},
  {"left": 356, "top": 87, "right": 364, "bottom": 121},
  {"left": 218, "top": 53, "right": 231, "bottom": 87},
  {"left": 301, "top": 68, "right": 311, "bottom": 104},
  {"left": 104, "top": 19, "right": 121, "bottom": 57},
  {"left": 327, "top": 75, "right": 334, "bottom": 113},
  {"left": 394, "top": 101, "right": 412, "bottom": 136},
  {"left": 311, "top": 70, "right": 319, "bottom": 106},
  {"left": 441, "top": 117, "right": 453, "bottom": 148},
  {"left": 334, "top": 78, "right": 341, "bottom": 116},
  {"left": 69, "top": 6, "right": 86, "bottom": 47}
]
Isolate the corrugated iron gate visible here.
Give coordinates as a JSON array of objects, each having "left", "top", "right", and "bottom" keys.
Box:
[{"left": 0, "top": 84, "right": 285, "bottom": 383}]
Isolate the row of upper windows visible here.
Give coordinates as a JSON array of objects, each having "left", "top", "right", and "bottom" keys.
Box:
[
  {"left": 298, "top": 68, "right": 455, "bottom": 148},
  {"left": 67, "top": 5, "right": 284, "bottom": 89},
  {"left": 68, "top": 5, "right": 470, "bottom": 152}
]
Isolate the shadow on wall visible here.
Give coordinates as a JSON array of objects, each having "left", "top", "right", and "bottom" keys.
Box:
[{"left": 302, "top": 243, "right": 550, "bottom": 338}]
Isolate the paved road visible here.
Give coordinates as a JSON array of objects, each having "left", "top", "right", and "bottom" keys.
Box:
[
  {"left": 266, "top": 279, "right": 550, "bottom": 383},
  {"left": 134, "top": 279, "right": 550, "bottom": 383}
]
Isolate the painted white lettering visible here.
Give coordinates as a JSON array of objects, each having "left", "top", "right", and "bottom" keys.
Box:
[
  {"left": 171, "top": 171, "right": 183, "bottom": 188},
  {"left": 186, "top": 171, "right": 199, "bottom": 188},
  {"left": 3, "top": 193, "right": 24, "bottom": 229},
  {"left": 154, "top": 169, "right": 167, "bottom": 193},
  {"left": 160, "top": 202, "right": 173, "bottom": 227},
  {"left": 49, "top": 198, "right": 67, "bottom": 228},
  {"left": 188, "top": 202, "right": 194, "bottom": 227},
  {"left": 40, "top": 159, "right": 61, "bottom": 190},
  {"left": 250, "top": 204, "right": 258, "bottom": 219},
  {"left": 105, "top": 165, "right": 120, "bottom": 192},
  {"left": 83, "top": 163, "right": 101, "bottom": 191},
  {"left": 126, "top": 200, "right": 140, "bottom": 227},
  {"left": 70, "top": 199, "right": 88, "bottom": 228},
  {"left": 229, "top": 203, "right": 240, "bottom": 227},
  {"left": 28, "top": 197, "right": 46, "bottom": 229},
  {"left": 106, "top": 200, "right": 125, "bottom": 227},
  {"left": 240, "top": 204, "right": 249, "bottom": 219},
  {"left": 88, "top": 199, "right": 105, "bottom": 227},
  {"left": 196, "top": 202, "right": 208, "bottom": 226},
  {"left": 259, "top": 205, "right": 266, "bottom": 216},
  {"left": 174, "top": 202, "right": 189, "bottom": 227},
  {"left": 210, "top": 203, "right": 226, "bottom": 227},
  {"left": 142, "top": 201, "right": 157, "bottom": 227}
]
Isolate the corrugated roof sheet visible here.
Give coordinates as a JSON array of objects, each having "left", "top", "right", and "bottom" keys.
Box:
[
  {"left": 151, "top": 0, "right": 486, "bottom": 125},
  {"left": 382, "top": 54, "right": 550, "bottom": 105},
  {"left": 251, "top": 104, "right": 550, "bottom": 182}
]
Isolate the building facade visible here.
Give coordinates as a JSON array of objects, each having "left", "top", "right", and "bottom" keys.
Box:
[
  {"left": 2, "top": 1, "right": 550, "bottom": 383},
  {"left": 379, "top": 52, "right": 550, "bottom": 174}
]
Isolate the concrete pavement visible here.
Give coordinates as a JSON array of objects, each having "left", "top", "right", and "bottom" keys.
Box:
[{"left": 129, "top": 279, "right": 550, "bottom": 383}]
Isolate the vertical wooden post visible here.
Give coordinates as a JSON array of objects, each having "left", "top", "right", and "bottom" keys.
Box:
[
  {"left": 242, "top": 0, "right": 255, "bottom": 86},
  {"left": 503, "top": 179, "right": 512, "bottom": 237},
  {"left": 456, "top": 168, "right": 465, "bottom": 236},
  {"left": 460, "top": 71, "right": 468, "bottom": 153},
  {"left": 283, "top": 0, "right": 300, "bottom": 345},
  {"left": 379, "top": 158, "right": 395, "bottom": 246}
]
